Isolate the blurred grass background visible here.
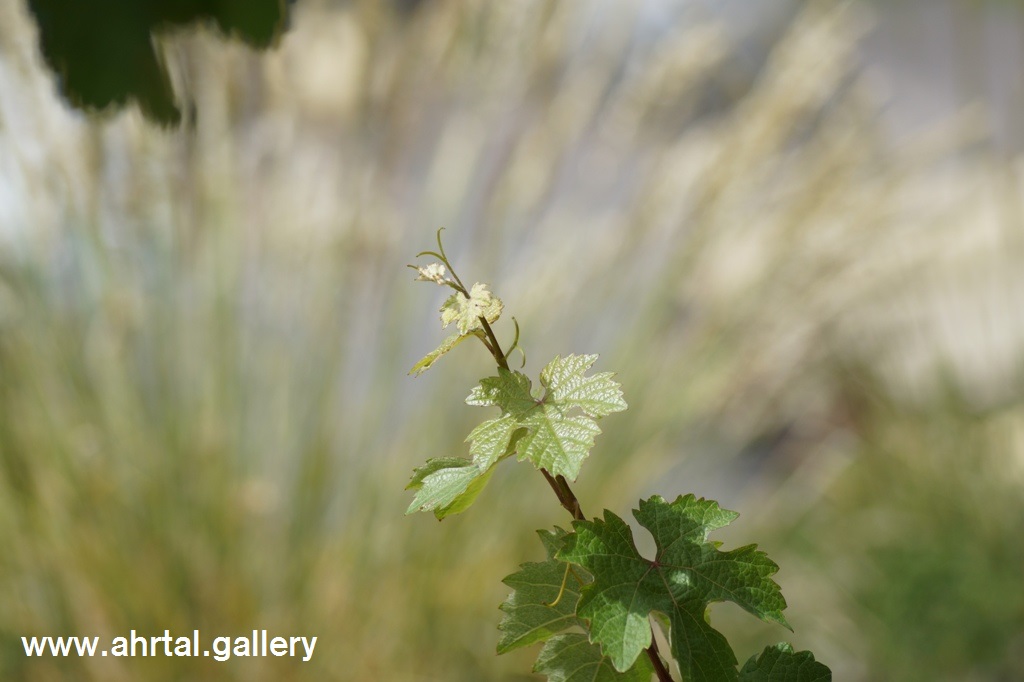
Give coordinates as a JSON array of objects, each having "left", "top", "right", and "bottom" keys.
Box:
[{"left": 2, "top": 0, "right": 1024, "bottom": 680}]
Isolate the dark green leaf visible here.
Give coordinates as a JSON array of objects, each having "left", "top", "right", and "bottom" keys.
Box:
[
  {"left": 498, "top": 529, "right": 591, "bottom": 654},
  {"left": 559, "top": 495, "right": 790, "bottom": 680},
  {"left": 739, "top": 643, "right": 831, "bottom": 682}
]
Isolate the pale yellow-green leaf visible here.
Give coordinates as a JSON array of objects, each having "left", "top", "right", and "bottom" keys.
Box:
[
  {"left": 409, "top": 333, "right": 473, "bottom": 376},
  {"left": 464, "top": 355, "right": 626, "bottom": 480},
  {"left": 440, "top": 283, "right": 503, "bottom": 335}
]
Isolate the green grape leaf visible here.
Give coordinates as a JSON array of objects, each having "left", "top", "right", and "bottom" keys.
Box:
[
  {"left": 466, "top": 418, "right": 525, "bottom": 470},
  {"left": 407, "top": 403, "right": 524, "bottom": 519},
  {"left": 537, "top": 527, "right": 572, "bottom": 559},
  {"left": 534, "top": 633, "right": 655, "bottom": 682},
  {"left": 409, "top": 332, "right": 477, "bottom": 376},
  {"left": 467, "top": 367, "right": 538, "bottom": 416},
  {"left": 405, "top": 458, "right": 494, "bottom": 519},
  {"left": 465, "top": 355, "right": 626, "bottom": 480},
  {"left": 558, "top": 495, "right": 790, "bottom": 680},
  {"left": 739, "top": 643, "right": 831, "bottom": 681},
  {"left": 440, "top": 282, "right": 503, "bottom": 335},
  {"left": 497, "top": 529, "right": 591, "bottom": 654},
  {"left": 540, "top": 353, "right": 630, "bottom": 417}
]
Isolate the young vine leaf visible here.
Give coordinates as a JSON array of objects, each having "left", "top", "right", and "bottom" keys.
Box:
[
  {"left": 406, "top": 416, "right": 526, "bottom": 519},
  {"left": 466, "top": 354, "right": 626, "bottom": 480},
  {"left": 409, "top": 332, "right": 477, "bottom": 376},
  {"left": 739, "top": 643, "right": 832, "bottom": 682},
  {"left": 441, "top": 282, "right": 503, "bottom": 335},
  {"left": 405, "top": 457, "right": 495, "bottom": 519},
  {"left": 558, "top": 494, "right": 790, "bottom": 681},
  {"left": 409, "top": 279, "right": 501, "bottom": 376},
  {"left": 498, "top": 529, "right": 653, "bottom": 681}
]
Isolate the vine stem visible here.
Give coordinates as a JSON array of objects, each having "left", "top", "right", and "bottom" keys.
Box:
[
  {"left": 472, "top": 314, "right": 675, "bottom": 682},
  {"left": 425, "top": 237, "right": 673, "bottom": 678}
]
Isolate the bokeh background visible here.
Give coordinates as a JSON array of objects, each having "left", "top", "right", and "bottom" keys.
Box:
[{"left": 2, "top": 0, "right": 1024, "bottom": 680}]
